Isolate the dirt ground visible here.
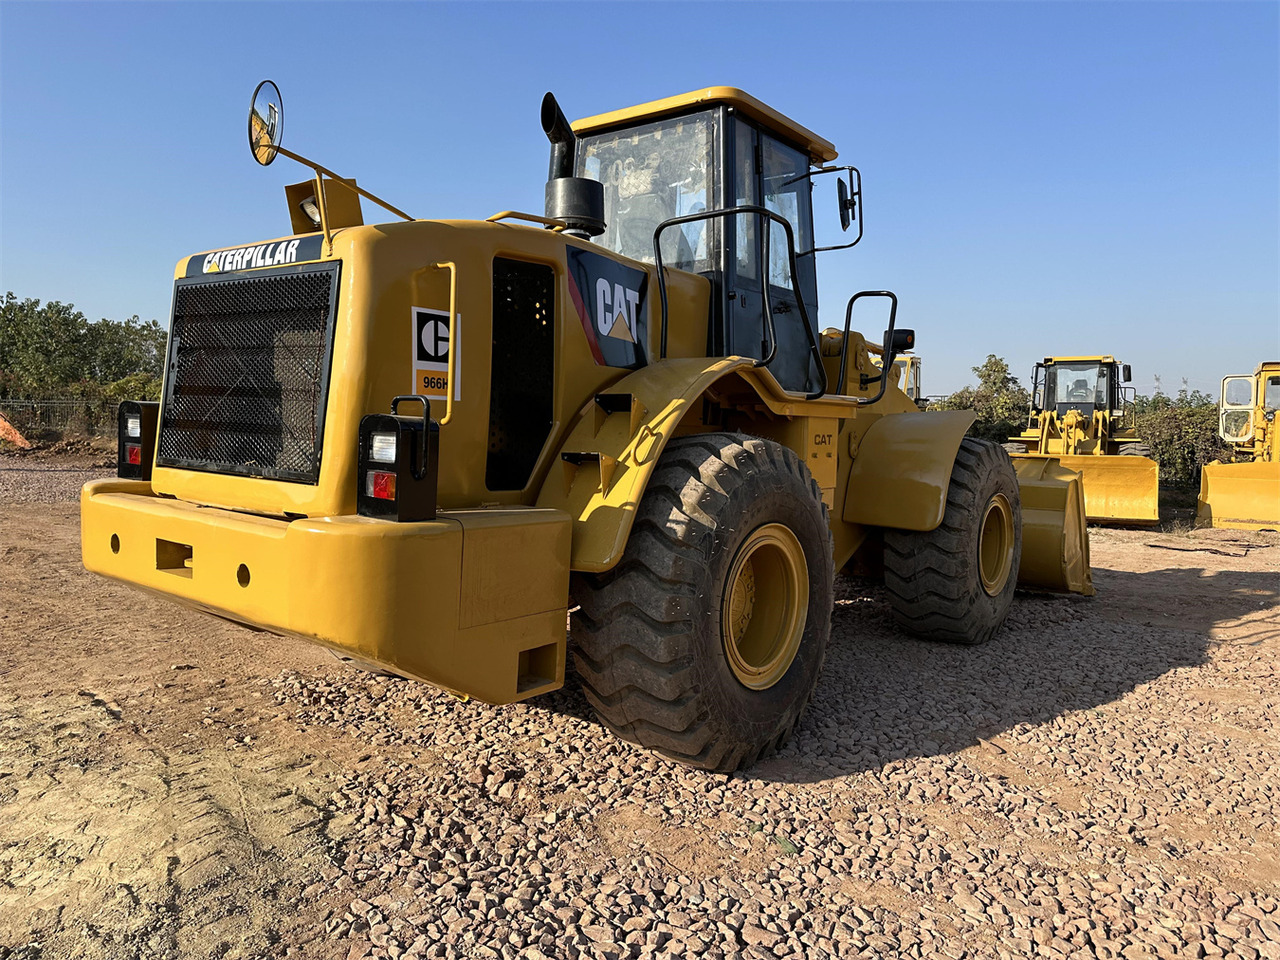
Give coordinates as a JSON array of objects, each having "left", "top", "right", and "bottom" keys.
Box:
[{"left": 1, "top": 454, "right": 1277, "bottom": 960}]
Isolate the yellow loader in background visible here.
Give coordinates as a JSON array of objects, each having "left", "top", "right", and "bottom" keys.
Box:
[
  {"left": 1197, "top": 362, "right": 1280, "bottom": 530},
  {"left": 81, "top": 83, "right": 1092, "bottom": 773},
  {"left": 869, "top": 350, "right": 924, "bottom": 408},
  {"left": 1005, "top": 355, "right": 1159, "bottom": 525}
]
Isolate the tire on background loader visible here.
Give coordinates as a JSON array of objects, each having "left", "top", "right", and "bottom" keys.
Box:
[
  {"left": 883, "top": 438, "right": 1023, "bottom": 645},
  {"left": 570, "top": 433, "right": 834, "bottom": 773}
]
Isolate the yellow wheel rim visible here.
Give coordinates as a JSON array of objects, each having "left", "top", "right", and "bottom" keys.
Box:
[
  {"left": 721, "top": 523, "right": 809, "bottom": 690},
  {"left": 978, "top": 493, "right": 1015, "bottom": 596}
]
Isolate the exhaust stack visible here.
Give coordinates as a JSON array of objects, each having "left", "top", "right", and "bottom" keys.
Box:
[{"left": 541, "top": 92, "right": 605, "bottom": 240}]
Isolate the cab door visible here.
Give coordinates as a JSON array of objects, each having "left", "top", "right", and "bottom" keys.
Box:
[
  {"left": 1220, "top": 375, "right": 1256, "bottom": 444},
  {"left": 725, "top": 124, "right": 820, "bottom": 394}
]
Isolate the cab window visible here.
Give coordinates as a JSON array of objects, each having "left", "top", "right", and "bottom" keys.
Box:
[
  {"left": 1045, "top": 363, "right": 1104, "bottom": 407},
  {"left": 1265, "top": 375, "right": 1280, "bottom": 410},
  {"left": 1224, "top": 377, "right": 1254, "bottom": 407},
  {"left": 761, "top": 136, "right": 813, "bottom": 290},
  {"left": 577, "top": 112, "right": 718, "bottom": 273}
]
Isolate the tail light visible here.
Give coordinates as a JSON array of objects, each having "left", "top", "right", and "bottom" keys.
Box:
[
  {"left": 357, "top": 395, "right": 439, "bottom": 522},
  {"left": 118, "top": 400, "right": 159, "bottom": 480}
]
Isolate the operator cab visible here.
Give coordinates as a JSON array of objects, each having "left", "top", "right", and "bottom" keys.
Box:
[
  {"left": 566, "top": 88, "right": 850, "bottom": 395},
  {"left": 1033, "top": 357, "right": 1132, "bottom": 418}
]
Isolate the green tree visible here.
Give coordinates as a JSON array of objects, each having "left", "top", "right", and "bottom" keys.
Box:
[
  {"left": 0, "top": 292, "right": 91, "bottom": 395},
  {"left": 935, "top": 355, "right": 1031, "bottom": 442},
  {"left": 1132, "top": 388, "right": 1229, "bottom": 488},
  {"left": 0, "top": 292, "right": 164, "bottom": 399}
]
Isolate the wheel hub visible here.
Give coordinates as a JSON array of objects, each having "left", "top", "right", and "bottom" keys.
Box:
[
  {"left": 978, "top": 493, "right": 1015, "bottom": 596},
  {"left": 722, "top": 523, "right": 809, "bottom": 690}
]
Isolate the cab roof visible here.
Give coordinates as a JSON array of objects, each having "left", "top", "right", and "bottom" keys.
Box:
[
  {"left": 572, "top": 87, "right": 838, "bottom": 164},
  {"left": 1043, "top": 355, "right": 1118, "bottom": 365}
]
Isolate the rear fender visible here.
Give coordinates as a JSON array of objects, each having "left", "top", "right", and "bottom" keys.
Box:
[
  {"left": 537, "top": 357, "right": 859, "bottom": 572},
  {"left": 842, "top": 411, "right": 975, "bottom": 531}
]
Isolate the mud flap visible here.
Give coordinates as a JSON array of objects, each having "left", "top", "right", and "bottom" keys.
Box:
[
  {"left": 1055, "top": 453, "right": 1160, "bottom": 526},
  {"left": 1013, "top": 458, "right": 1095, "bottom": 596},
  {"left": 1197, "top": 460, "right": 1280, "bottom": 531}
]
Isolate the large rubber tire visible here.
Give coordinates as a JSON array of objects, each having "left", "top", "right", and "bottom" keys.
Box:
[
  {"left": 1118, "top": 443, "right": 1152, "bottom": 457},
  {"left": 570, "top": 433, "right": 834, "bottom": 773},
  {"left": 883, "top": 438, "right": 1022, "bottom": 645}
]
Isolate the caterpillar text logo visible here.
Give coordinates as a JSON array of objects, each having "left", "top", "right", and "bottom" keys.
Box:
[
  {"left": 186, "top": 235, "right": 324, "bottom": 277},
  {"left": 596, "top": 279, "right": 642, "bottom": 343},
  {"left": 566, "top": 247, "right": 649, "bottom": 369},
  {"left": 202, "top": 240, "right": 302, "bottom": 274}
]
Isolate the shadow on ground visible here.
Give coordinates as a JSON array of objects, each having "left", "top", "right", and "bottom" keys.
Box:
[
  {"left": 530, "top": 563, "right": 1277, "bottom": 784},
  {"left": 750, "top": 564, "right": 1277, "bottom": 783}
]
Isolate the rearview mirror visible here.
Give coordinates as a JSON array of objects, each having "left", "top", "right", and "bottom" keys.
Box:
[
  {"left": 1122, "top": 364, "right": 1132, "bottom": 383},
  {"left": 249, "top": 80, "right": 284, "bottom": 166},
  {"left": 837, "top": 178, "right": 852, "bottom": 231},
  {"left": 887, "top": 328, "right": 915, "bottom": 355}
]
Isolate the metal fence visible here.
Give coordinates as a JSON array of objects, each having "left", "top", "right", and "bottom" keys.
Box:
[{"left": 0, "top": 398, "right": 118, "bottom": 438}]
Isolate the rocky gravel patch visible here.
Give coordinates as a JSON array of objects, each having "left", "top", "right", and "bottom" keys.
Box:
[
  {"left": 0, "top": 453, "right": 112, "bottom": 503},
  {"left": 262, "top": 550, "right": 1279, "bottom": 960},
  {"left": 1, "top": 470, "right": 1276, "bottom": 959}
]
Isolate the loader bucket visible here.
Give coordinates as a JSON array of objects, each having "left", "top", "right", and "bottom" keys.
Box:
[
  {"left": 1054, "top": 453, "right": 1160, "bottom": 526},
  {"left": 1196, "top": 459, "right": 1280, "bottom": 531},
  {"left": 1013, "top": 458, "right": 1095, "bottom": 596}
]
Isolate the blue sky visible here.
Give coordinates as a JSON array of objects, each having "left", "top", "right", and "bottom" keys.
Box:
[{"left": 1, "top": 1, "right": 1276, "bottom": 396}]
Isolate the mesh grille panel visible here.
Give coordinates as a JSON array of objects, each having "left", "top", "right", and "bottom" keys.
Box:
[
  {"left": 486, "top": 258, "right": 555, "bottom": 490},
  {"left": 158, "top": 265, "right": 339, "bottom": 483}
]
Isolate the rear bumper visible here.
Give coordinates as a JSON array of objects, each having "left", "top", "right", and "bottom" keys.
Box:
[{"left": 81, "top": 480, "right": 571, "bottom": 703}]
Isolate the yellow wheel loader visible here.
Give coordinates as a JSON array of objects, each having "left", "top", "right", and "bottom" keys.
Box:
[
  {"left": 1196, "top": 362, "right": 1280, "bottom": 530},
  {"left": 82, "top": 83, "right": 1092, "bottom": 772},
  {"left": 1005, "top": 355, "right": 1159, "bottom": 525},
  {"left": 869, "top": 351, "right": 924, "bottom": 407}
]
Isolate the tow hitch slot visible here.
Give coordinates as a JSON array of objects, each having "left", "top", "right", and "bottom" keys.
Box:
[{"left": 156, "top": 539, "right": 193, "bottom": 577}]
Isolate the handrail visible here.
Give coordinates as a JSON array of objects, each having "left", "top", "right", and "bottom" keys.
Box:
[
  {"left": 836, "top": 291, "right": 898, "bottom": 406},
  {"left": 485, "top": 210, "right": 568, "bottom": 231},
  {"left": 432, "top": 261, "right": 459, "bottom": 426},
  {"left": 652, "top": 205, "right": 828, "bottom": 401}
]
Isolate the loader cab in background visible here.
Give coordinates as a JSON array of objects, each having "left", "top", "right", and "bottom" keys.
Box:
[
  {"left": 1033, "top": 358, "right": 1131, "bottom": 419},
  {"left": 571, "top": 90, "right": 837, "bottom": 395},
  {"left": 1199, "top": 362, "right": 1280, "bottom": 530}
]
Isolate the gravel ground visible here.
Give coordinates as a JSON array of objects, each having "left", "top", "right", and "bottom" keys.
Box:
[
  {"left": 1, "top": 456, "right": 1277, "bottom": 960},
  {"left": 0, "top": 445, "right": 113, "bottom": 503}
]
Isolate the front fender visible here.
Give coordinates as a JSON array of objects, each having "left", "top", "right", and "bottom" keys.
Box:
[{"left": 842, "top": 410, "right": 975, "bottom": 531}]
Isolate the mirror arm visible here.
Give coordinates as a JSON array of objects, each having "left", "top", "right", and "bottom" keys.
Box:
[
  {"left": 312, "top": 170, "right": 331, "bottom": 252},
  {"left": 273, "top": 145, "right": 415, "bottom": 222},
  {"left": 784, "top": 165, "right": 863, "bottom": 251}
]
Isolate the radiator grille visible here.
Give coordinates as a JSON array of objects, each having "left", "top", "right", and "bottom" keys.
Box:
[{"left": 157, "top": 264, "right": 340, "bottom": 483}]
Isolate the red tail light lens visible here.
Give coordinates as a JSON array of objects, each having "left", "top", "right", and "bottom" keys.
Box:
[
  {"left": 126, "top": 443, "right": 142, "bottom": 465},
  {"left": 366, "top": 470, "right": 397, "bottom": 500}
]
